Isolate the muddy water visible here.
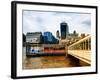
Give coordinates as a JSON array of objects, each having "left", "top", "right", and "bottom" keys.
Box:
[{"left": 22, "top": 47, "right": 90, "bottom": 69}]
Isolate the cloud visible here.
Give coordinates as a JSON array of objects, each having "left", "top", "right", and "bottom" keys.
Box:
[{"left": 23, "top": 10, "right": 91, "bottom": 36}]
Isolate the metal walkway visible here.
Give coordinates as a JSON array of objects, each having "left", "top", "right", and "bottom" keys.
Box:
[{"left": 67, "top": 35, "right": 91, "bottom": 64}]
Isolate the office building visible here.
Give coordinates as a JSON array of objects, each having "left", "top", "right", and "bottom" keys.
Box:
[
  {"left": 26, "top": 32, "right": 42, "bottom": 43},
  {"left": 43, "top": 32, "right": 59, "bottom": 44},
  {"left": 56, "top": 30, "right": 60, "bottom": 39},
  {"left": 60, "top": 22, "right": 69, "bottom": 39}
]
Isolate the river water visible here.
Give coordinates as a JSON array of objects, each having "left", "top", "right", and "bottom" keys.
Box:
[{"left": 22, "top": 47, "right": 90, "bottom": 69}]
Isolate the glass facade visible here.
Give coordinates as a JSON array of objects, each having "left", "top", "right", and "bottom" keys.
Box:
[
  {"left": 60, "top": 22, "right": 69, "bottom": 39},
  {"left": 43, "top": 32, "right": 59, "bottom": 44}
]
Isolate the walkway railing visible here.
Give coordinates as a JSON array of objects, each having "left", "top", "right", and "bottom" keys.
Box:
[{"left": 67, "top": 35, "right": 91, "bottom": 64}]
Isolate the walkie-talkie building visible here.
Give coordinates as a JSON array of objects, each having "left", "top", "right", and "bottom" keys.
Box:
[{"left": 60, "top": 22, "right": 69, "bottom": 39}]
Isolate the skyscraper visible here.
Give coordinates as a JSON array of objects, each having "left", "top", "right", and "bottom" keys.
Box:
[
  {"left": 60, "top": 22, "right": 69, "bottom": 39},
  {"left": 56, "top": 30, "right": 60, "bottom": 39}
]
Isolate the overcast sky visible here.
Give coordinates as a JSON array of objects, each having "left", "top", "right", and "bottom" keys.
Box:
[{"left": 23, "top": 10, "right": 91, "bottom": 37}]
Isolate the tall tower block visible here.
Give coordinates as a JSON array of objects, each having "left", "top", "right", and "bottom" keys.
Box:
[{"left": 60, "top": 22, "right": 69, "bottom": 39}]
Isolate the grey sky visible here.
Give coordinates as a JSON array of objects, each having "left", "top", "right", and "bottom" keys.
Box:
[{"left": 23, "top": 10, "right": 91, "bottom": 37}]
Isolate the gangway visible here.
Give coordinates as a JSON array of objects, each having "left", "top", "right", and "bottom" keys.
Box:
[{"left": 68, "top": 35, "right": 91, "bottom": 64}]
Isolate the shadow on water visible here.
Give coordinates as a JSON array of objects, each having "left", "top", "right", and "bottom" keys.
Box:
[
  {"left": 66, "top": 55, "right": 81, "bottom": 67},
  {"left": 66, "top": 55, "right": 90, "bottom": 66}
]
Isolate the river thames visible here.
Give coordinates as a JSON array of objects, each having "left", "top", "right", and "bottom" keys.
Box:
[{"left": 22, "top": 47, "right": 90, "bottom": 69}]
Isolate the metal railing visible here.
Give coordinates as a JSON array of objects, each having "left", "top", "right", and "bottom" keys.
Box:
[{"left": 67, "top": 35, "right": 91, "bottom": 64}]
